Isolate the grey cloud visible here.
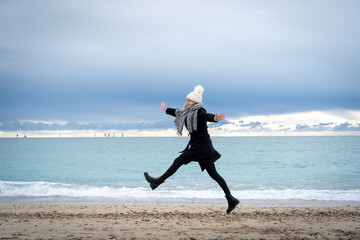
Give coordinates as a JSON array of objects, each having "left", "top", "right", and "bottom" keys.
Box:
[
  {"left": 241, "top": 121, "right": 262, "bottom": 129},
  {"left": 333, "top": 123, "right": 360, "bottom": 132},
  {"left": 296, "top": 122, "right": 360, "bottom": 132},
  {"left": 225, "top": 121, "right": 269, "bottom": 132},
  {"left": 212, "top": 120, "right": 360, "bottom": 134},
  {"left": 295, "top": 124, "right": 330, "bottom": 132},
  {"left": 296, "top": 124, "right": 310, "bottom": 130},
  {"left": 208, "top": 120, "right": 230, "bottom": 128}
]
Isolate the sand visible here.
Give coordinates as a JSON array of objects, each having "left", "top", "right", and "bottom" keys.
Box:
[{"left": 0, "top": 204, "right": 359, "bottom": 240}]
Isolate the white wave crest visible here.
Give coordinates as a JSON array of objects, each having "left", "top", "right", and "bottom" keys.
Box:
[{"left": 1, "top": 181, "right": 360, "bottom": 201}]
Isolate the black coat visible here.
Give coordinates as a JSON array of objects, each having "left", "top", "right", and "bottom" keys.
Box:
[{"left": 166, "top": 107, "right": 221, "bottom": 171}]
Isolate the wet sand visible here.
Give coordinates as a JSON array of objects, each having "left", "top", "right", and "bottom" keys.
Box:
[{"left": 0, "top": 204, "right": 359, "bottom": 239}]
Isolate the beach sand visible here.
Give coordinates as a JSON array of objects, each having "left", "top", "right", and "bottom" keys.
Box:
[{"left": 0, "top": 204, "right": 359, "bottom": 240}]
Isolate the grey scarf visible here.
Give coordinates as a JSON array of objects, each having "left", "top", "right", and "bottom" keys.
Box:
[{"left": 175, "top": 102, "right": 204, "bottom": 136}]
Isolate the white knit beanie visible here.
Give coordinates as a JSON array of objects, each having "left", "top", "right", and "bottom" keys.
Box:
[{"left": 186, "top": 85, "right": 204, "bottom": 103}]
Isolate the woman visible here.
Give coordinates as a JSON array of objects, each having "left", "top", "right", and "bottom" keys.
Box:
[{"left": 144, "top": 85, "right": 239, "bottom": 214}]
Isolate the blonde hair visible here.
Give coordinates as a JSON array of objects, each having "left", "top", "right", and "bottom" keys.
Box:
[{"left": 183, "top": 100, "right": 197, "bottom": 110}]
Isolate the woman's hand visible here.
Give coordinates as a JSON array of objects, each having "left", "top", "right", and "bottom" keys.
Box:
[
  {"left": 214, "top": 113, "right": 225, "bottom": 121},
  {"left": 160, "top": 102, "right": 166, "bottom": 111}
]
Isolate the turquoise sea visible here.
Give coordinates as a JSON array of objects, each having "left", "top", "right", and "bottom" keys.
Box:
[{"left": 0, "top": 137, "right": 359, "bottom": 206}]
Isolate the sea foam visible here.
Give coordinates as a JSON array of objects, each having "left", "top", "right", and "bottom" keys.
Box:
[{"left": 1, "top": 181, "right": 359, "bottom": 202}]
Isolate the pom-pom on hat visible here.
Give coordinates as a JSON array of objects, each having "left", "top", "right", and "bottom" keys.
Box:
[{"left": 186, "top": 85, "right": 204, "bottom": 103}]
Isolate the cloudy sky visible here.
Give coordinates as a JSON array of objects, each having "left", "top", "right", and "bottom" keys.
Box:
[{"left": 0, "top": 0, "right": 359, "bottom": 136}]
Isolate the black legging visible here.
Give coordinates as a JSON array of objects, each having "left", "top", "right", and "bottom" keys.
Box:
[{"left": 161, "top": 156, "right": 231, "bottom": 195}]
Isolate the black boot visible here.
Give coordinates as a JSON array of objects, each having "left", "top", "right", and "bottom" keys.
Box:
[
  {"left": 225, "top": 194, "right": 240, "bottom": 214},
  {"left": 144, "top": 172, "right": 164, "bottom": 190}
]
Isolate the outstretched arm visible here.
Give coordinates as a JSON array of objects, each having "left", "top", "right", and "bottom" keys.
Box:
[
  {"left": 206, "top": 112, "right": 226, "bottom": 122},
  {"left": 160, "top": 102, "right": 176, "bottom": 117},
  {"left": 199, "top": 109, "right": 226, "bottom": 122}
]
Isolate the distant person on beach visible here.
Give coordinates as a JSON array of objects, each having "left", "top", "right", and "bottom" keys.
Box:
[{"left": 144, "top": 85, "right": 239, "bottom": 214}]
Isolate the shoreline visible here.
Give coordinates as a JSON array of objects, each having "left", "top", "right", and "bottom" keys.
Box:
[
  {"left": 1, "top": 196, "right": 360, "bottom": 207},
  {"left": 0, "top": 204, "right": 359, "bottom": 239}
]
